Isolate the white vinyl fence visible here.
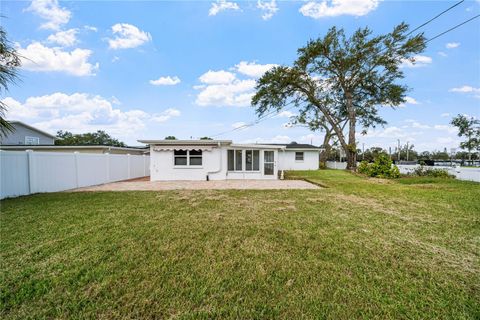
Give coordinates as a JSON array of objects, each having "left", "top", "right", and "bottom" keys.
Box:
[{"left": 0, "top": 150, "right": 150, "bottom": 199}]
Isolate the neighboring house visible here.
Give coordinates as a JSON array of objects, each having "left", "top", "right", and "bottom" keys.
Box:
[
  {"left": 0, "top": 145, "right": 148, "bottom": 155},
  {"left": 0, "top": 121, "right": 56, "bottom": 145},
  {"left": 138, "top": 139, "right": 321, "bottom": 181}
]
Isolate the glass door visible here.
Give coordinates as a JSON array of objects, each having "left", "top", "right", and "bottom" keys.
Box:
[{"left": 264, "top": 151, "right": 274, "bottom": 175}]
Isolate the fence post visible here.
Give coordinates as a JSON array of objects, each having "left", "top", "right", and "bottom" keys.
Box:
[
  {"left": 74, "top": 152, "right": 80, "bottom": 188},
  {"left": 105, "top": 153, "right": 110, "bottom": 183},
  {"left": 127, "top": 154, "right": 131, "bottom": 179},
  {"left": 26, "top": 150, "right": 34, "bottom": 194},
  {"left": 143, "top": 154, "right": 146, "bottom": 177}
]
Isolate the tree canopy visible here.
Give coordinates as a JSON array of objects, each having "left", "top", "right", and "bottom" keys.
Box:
[
  {"left": 451, "top": 114, "right": 480, "bottom": 161},
  {"left": 252, "top": 23, "right": 426, "bottom": 170},
  {"left": 55, "top": 130, "right": 126, "bottom": 147},
  {"left": 164, "top": 136, "right": 177, "bottom": 140},
  {"left": 0, "top": 26, "right": 21, "bottom": 137}
]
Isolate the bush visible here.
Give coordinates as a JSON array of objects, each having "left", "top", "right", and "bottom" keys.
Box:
[
  {"left": 413, "top": 166, "right": 454, "bottom": 178},
  {"left": 357, "top": 154, "right": 400, "bottom": 179}
]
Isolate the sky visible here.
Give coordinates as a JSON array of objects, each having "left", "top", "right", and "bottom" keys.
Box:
[{"left": 1, "top": 0, "right": 479, "bottom": 151}]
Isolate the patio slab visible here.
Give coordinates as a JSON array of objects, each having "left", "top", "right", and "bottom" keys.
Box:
[{"left": 73, "top": 178, "right": 320, "bottom": 191}]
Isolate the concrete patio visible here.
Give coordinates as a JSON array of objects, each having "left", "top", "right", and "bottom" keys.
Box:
[{"left": 73, "top": 177, "right": 320, "bottom": 191}]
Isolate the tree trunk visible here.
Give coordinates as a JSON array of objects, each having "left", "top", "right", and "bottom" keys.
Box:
[
  {"left": 346, "top": 93, "right": 357, "bottom": 171},
  {"left": 319, "top": 130, "right": 333, "bottom": 167}
]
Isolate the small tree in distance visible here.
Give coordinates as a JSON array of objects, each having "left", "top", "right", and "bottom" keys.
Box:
[
  {"left": 164, "top": 136, "right": 177, "bottom": 140},
  {"left": 450, "top": 114, "right": 480, "bottom": 164},
  {"left": 55, "top": 130, "right": 126, "bottom": 147}
]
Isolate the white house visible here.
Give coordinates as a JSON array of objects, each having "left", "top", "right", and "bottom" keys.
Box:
[{"left": 137, "top": 139, "right": 321, "bottom": 181}]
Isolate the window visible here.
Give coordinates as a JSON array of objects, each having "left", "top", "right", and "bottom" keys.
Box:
[
  {"left": 245, "top": 150, "right": 260, "bottom": 171},
  {"left": 25, "top": 136, "right": 40, "bottom": 145},
  {"left": 189, "top": 150, "right": 202, "bottom": 166},
  {"left": 295, "top": 152, "right": 304, "bottom": 161},
  {"left": 228, "top": 150, "right": 260, "bottom": 172},
  {"left": 174, "top": 150, "right": 202, "bottom": 166}
]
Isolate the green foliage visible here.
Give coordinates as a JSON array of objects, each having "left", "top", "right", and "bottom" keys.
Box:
[
  {"left": 164, "top": 136, "right": 177, "bottom": 140},
  {"left": 55, "top": 130, "right": 126, "bottom": 147},
  {"left": 450, "top": 114, "right": 480, "bottom": 157},
  {"left": 358, "top": 154, "right": 400, "bottom": 178},
  {"left": 412, "top": 166, "right": 454, "bottom": 179},
  {"left": 199, "top": 136, "right": 213, "bottom": 140},
  {"left": 0, "top": 26, "right": 21, "bottom": 137},
  {"left": 252, "top": 23, "right": 426, "bottom": 169}
]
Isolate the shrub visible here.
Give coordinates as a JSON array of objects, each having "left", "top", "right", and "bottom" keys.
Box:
[
  {"left": 357, "top": 154, "right": 400, "bottom": 179},
  {"left": 413, "top": 166, "right": 454, "bottom": 178}
]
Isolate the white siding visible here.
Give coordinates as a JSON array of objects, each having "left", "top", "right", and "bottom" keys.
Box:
[
  {"left": 0, "top": 151, "right": 150, "bottom": 199},
  {"left": 150, "top": 146, "right": 279, "bottom": 181},
  {"left": 278, "top": 150, "right": 319, "bottom": 170}
]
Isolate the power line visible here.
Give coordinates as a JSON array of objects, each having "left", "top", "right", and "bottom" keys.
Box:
[
  {"left": 406, "top": 0, "right": 465, "bottom": 36},
  {"left": 210, "top": 3, "right": 478, "bottom": 139}
]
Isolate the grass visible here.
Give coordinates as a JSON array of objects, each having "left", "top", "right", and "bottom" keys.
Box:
[{"left": 1, "top": 170, "right": 479, "bottom": 319}]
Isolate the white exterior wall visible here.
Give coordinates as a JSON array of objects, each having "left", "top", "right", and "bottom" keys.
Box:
[
  {"left": 278, "top": 150, "right": 319, "bottom": 170},
  {"left": 0, "top": 151, "right": 150, "bottom": 199},
  {"left": 149, "top": 146, "right": 279, "bottom": 181}
]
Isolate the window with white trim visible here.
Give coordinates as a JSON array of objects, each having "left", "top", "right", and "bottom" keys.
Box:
[
  {"left": 227, "top": 150, "right": 260, "bottom": 171},
  {"left": 25, "top": 136, "right": 40, "bottom": 145},
  {"left": 174, "top": 150, "right": 202, "bottom": 166},
  {"left": 295, "top": 151, "right": 304, "bottom": 161}
]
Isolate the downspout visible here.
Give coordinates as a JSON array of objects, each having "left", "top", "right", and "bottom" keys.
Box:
[
  {"left": 280, "top": 147, "right": 286, "bottom": 180},
  {"left": 206, "top": 142, "right": 222, "bottom": 180}
]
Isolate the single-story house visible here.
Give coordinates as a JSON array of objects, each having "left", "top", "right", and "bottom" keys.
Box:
[{"left": 137, "top": 139, "right": 321, "bottom": 181}]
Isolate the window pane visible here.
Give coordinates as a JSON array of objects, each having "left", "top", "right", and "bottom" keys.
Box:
[
  {"left": 174, "top": 150, "right": 187, "bottom": 155},
  {"left": 264, "top": 163, "right": 274, "bottom": 175},
  {"left": 174, "top": 157, "right": 187, "bottom": 165},
  {"left": 228, "top": 150, "right": 234, "bottom": 171},
  {"left": 264, "top": 151, "right": 274, "bottom": 162},
  {"left": 295, "top": 152, "right": 304, "bottom": 161},
  {"left": 235, "top": 150, "right": 243, "bottom": 171},
  {"left": 246, "top": 150, "right": 252, "bottom": 171},
  {"left": 253, "top": 150, "right": 260, "bottom": 171},
  {"left": 190, "top": 150, "right": 202, "bottom": 156},
  {"left": 190, "top": 157, "right": 202, "bottom": 166}
]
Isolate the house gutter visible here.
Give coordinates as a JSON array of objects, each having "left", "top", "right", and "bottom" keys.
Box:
[{"left": 206, "top": 142, "right": 223, "bottom": 180}]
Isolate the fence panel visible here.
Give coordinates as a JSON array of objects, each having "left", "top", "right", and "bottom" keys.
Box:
[
  {"left": 0, "top": 151, "right": 149, "bottom": 199},
  {"left": 0, "top": 151, "right": 30, "bottom": 199}
]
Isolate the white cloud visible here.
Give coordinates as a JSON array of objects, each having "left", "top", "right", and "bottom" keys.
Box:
[
  {"left": 446, "top": 42, "right": 460, "bottom": 49},
  {"left": 26, "top": 0, "right": 71, "bottom": 30},
  {"left": 150, "top": 76, "right": 181, "bottom": 86},
  {"left": 84, "top": 25, "right": 98, "bottom": 32},
  {"left": 235, "top": 61, "right": 278, "bottom": 78},
  {"left": 276, "top": 111, "right": 296, "bottom": 118},
  {"left": 47, "top": 28, "right": 78, "bottom": 46},
  {"left": 108, "top": 23, "right": 151, "bottom": 50},
  {"left": 2, "top": 93, "right": 179, "bottom": 139},
  {"left": 232, "top": 121, "right": 247, "bottom": 129},
  {"left": 299, "top": 0, "right": 380, "bottom": 19},
  {"left": 257, "top": 0, "right": 279, "bottom": 20},
  {"left": 405, "top": 96, "right": 419, "bottom": 105},
  {"left": 441, "top": 113, "right": 450, "bottom": 118},
  {"left": 209, "top": 0, "right": 240, "bottom": 16},
  {"left": 196, "top": 79, "right": 256, "bottom": 107},
  {"left": 112, "top": 56, "right": 120, "bottom": 63},
  {"left": 434, "top": 124, "right": 457, "bottom": 134},
  {"left": 449, "top": 85, "right": 480, "bottom": 98},
  {"left": 438, "top": 51, "right": 447, "bottom": 57},
  {"left": 151, "top": 108, "right": 181, "bottom": 123},
  {"left": 199, "top": 70, "right": 236, "bottom": 84},
  {"left": 401, "top": 55, "right": 432, "bottom": 68},
  {"left": 18, "top": 42, "right": 99, "bottom": 76}
]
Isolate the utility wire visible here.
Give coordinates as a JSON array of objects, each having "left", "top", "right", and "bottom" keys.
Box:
[{"left": 210, "top": 3, "right": 478, "bottom": 139}]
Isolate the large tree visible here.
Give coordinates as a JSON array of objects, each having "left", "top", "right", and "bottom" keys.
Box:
[
  {"left": 252, "top": 23, "right": 426, "bottom": 170},
  {"left": 0, "top": 26, "right": 21, "bottom": 137},
  {"left": 55, "top": 130, "right": 126, "bottom": 147},
  {"left": 451, "top": 114, "right": 480, "bottom": 164}
]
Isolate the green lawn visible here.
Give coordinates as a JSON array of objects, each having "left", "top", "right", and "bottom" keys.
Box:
[{"left": 1, "top": 170, "right": 479, "bottom": 319}]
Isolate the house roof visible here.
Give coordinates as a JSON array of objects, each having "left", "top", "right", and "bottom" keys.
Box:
[
  {"left": 0, "top": 145, "right": 148, "bottom": 152},
  {"left": 264, "top": 142, "right": 323, "bottom": 150},
  {"left": 138, "top": 139, "right": 232, "bottom": 145},
  {"left": 10, "top": 121, "right": 57, "bottom": 139}
]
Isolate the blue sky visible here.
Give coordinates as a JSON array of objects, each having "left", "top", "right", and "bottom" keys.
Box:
[{"left": 2, "top": 0, "right": 479, "bottom": 150}]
